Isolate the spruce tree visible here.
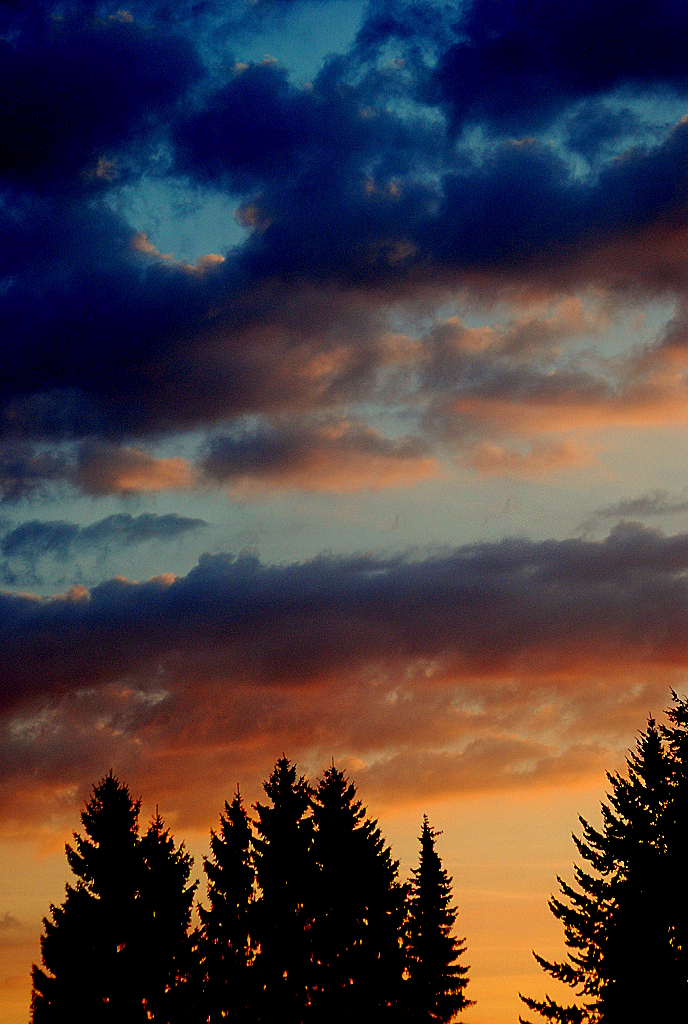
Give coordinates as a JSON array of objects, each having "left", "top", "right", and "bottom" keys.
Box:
[
  {"left": 138, "top": 811, "right": 198, "bottom": 1023},
  {"left": 520, "top": 709, "right": 687, "bottom": 1023},
  {"left": 199, "top": 788, "right": 257, "bottom": 1022},
  {"left": 310, "top": 763, "right": 407, "bottom": 1022},
  {"left": 31, "top": 772, "right": 146, "bottom": 1022},
  {"left": 405, "top": 816, "right": 472, "bottom": 1022},
  {"left": 662, "top": 692, "right": 688, "bottom": 982},
  {"left": 252, "top": 756, "right": 315, "bottom": 1023},
  {"left": 31, "top": 772, "right": 198, "bottom": 1023}
]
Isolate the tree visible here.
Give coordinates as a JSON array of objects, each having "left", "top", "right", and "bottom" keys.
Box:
[
  {"left": 252, "top": 756, "right": 315, "bottom": 1022},
  {"left": 31, "top": 772, "right": 197, "bottom": 1023},
  {"left": 405, "top": 816, "right": 472, "bottom": 1023},
  {"left": 32, "top": 771, "right": 145, "bottom": 1022},
  {"left": 310, "top": 763, "right": 407, "bottom": 1021},
  {"left": 199, "top": 787, "right": 257, "bottom": 1022},
  {"left": 520, "top": 702, "right": 688, "bottom": 1023},
  {"left": 138, "top": 810, "right": 198, "bottom": 1023}
]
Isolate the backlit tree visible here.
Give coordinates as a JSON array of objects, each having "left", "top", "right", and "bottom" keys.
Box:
[
  {"left": 199, "top": 788, "right": 257, "bottom": 1022},
  {"left": 310, "top": 763, "right": 407, "bottom": 1021},
  {"left": 405, "top": 815, "right": 472, "bottom": 1022},
  {"left": 520, "top": 701, "right": 688, "bottom": 1023},
  {"left": 31, "top": 772, "right": 197, "bottom": 1023}
]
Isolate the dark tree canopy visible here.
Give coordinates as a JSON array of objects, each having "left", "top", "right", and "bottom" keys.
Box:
[
  {"left": 310, "top": 763, "right": 407, "bottom": 1021},
  {"left": 31, "top": 772, "right": 196, "bottom": 1024},
  {"left": 138, "top": 811, "right": 198, "bottom": 1023},
  {"left": 406, "top": 816, "right": 473, "bottom": 1023},
  {"left": 520, "top": 694, "right": 688, "bottom": 1023},
  {"left": 199, "top": 788, "right": 257, "bottom": 1022},
  {"left": 252, "top": 756, "right": 316, "bottom": 1023},
  {"left": 31, "top": 760, "right": 474, "bottom": 1023}
]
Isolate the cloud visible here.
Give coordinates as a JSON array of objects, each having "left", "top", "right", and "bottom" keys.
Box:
[
  {"left": 0, "top": 7, "right": 203, "bottom": 189},
  {"left": 4, "top": 514, "right": 688, "bottom": 834},
  {"left": 201, "top": 419, "right": 439, "bottom": 493},
  {"left": 465, "top": 439, "right": 596, "bottom": 477},
  {"left": 74, "top": 442, "right": 196, "bottom": 496},
  {"left": 432, "top": 0, "right": 688, "bottom": 132},
  {"left": 414, "top": 296, "right": 688, "bottom": 468},
  {"left": 0, "top": 912, "right": 20, "bottom": 931},
  {"left": 1, "top": 2, "right": 688, "bottom": 489},
  {"left": 0, "top": 443, "right": 71, "bottom": 503},
  {"left": 580, "top": 489, "right": 688, "bottom": 532},
  {"left": 2, "top": 521, "right": 688, "bottom": 722},
  {"left": 1, "top": 513, "right": 207, "bottom": 564}
]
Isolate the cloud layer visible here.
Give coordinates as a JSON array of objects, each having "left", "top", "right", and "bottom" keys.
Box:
[
  {"left": 1, "top": 1, "right": 688, "bottom": 499},
  {"left": 2, "top": 523, "right": 686, "bottom": 830}
]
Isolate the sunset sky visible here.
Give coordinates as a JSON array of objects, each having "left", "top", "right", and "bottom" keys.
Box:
[{"left": 2, "top": 1, "right": 688, "bottom": 1020}]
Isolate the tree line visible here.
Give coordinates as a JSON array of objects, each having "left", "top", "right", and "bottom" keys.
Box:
[
  {"left": 31, "top": 758, "right": 472, "bottom": 1023},
  {"left": 32, "top": 690, "right": 688, "bottom": 1023}
]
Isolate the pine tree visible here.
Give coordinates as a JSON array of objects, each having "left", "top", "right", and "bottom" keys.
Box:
[
  {"left": 520, "top": 710, "right": 687, "bottom": 1023},
  {"left": 31, "top": 771, "right": 146, "bottom": 1022},
  {"left": 252, "top": 756, "right": 315, "bottom": 1023},
  {"left": 199, "top": 787, "right": 257, "bottom": 1022},
  {"left": 310, "top": 763, "right": 407, "bottom": 1022},
  {"left": 31, "top": 772, "right": 198, "bottom": 1023},
  {"left": 138, "top": 811, "right": 198, "bottom": 1023},
  {"left": 405, "top": 816, "right": 472, "bottom": 1023},
  {"left": 662, "top": 692, "right": 688, "bottom": 981}
]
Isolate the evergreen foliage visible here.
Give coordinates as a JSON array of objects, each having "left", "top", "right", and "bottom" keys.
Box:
[
  {"left": 406, "top": 816, "right": 473, "bottom": 1022},
  {"left": 32, "top": 760, "right": 474, "bottom": 1023},
  {"left": 199, "top": 788, "right": 256, "bottom": 1022},
  {"left": 520, "top": 695, "right": 688, "bottom": 1023},
  {"left": 310, "top": 763, "right": 407, "bottom": 1021},
  {"left": 31, "top": 771, "right": 196, "bottom": 1024},
  {"left": 139, "top": 811, "right": 198, "bottom": 1022},
  {"left": 252, "top": 756, "right": 315, "bottom": 1022}
]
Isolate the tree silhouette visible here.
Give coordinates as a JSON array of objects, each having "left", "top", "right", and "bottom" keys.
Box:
[
  {"left": 199, "top": 788, "right": 257, "bottom": 1022},
  {"left": 661, "top": 692, "right": 688, "bottom": 984},
  {"left": 31, "top": 772, "right": 145, "bottom": 1022},
  {"left": 405, "top": 816, "right": 472, "bottom": 1022},
  {"left": 252, "top": 756, "right": 315, "bottom": 1022},
  {"left": 310, "top": 763, "right": 407, "bottom": 1021},
  {"left": 520, "top": 701, "right": 688, "bottom": 1023},
  {"left": 31, "top": 761, "right": 477, "bottom": 1024},
  {"left": 31, "top": 772, "right": 196, "bottom": 1023},
  {"left": 138, "top": 811, "right": 198, "bottom": 1023}
]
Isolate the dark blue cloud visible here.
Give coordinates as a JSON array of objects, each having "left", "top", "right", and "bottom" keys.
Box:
[
  {"left": 0, "top": 441, "right": 70, "bottom": 502},
  {"left": 1, "top": 0, "right": 688, "bottom": 503},
  {"left": 1, "top": 523, "right": 688, "bottom": 708},
  {"left": 1, "top": 513, "right": 207, "bottom": 562},
  {"left": 175, "top": 62, "right": 322, "bottom": 188},
  {"left": 433, "top": 0, "right": 688, "bottom": 132},
  {"left": 0, "top": 7, "right": 203, "bottom": 190}
]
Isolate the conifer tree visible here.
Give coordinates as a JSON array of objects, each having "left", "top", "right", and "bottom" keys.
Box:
[
  {"left": 199, "top": 788, "right": 257, "bottom": 1022},
  {"left": 661, "top": 691, "right": 688, "bottom": 981},
  {"left": 138, "top": 811, "right": 198, "bottom": 1023},
  {"left": 252, "top": 757, "right": 315, "bottom": 1023},
  {"left": 520, "top": 709, "right": 687, "bottom": 1023},
  {"left": 310, "top": 763, "right": 407, "bottom": 1021},
  {"left": 31, "top": 772, "right": 197, "bottom": 1023},
  {"left": 31, "top": 772, "right": 146, "bottom": 1022},
  {"left": 405, "top": 816, "right": 472, "bottom": 1023}
]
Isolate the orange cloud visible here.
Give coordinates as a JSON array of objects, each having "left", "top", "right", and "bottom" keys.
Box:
[
  {"left": 465, "top": 439, "right": 596, "bottom": 477},
  {"left": 76, "top": 443, "right": 195, "bottom": 495},
  {"left": 2, "top": 528, "right": 688, "bottom": 836}
]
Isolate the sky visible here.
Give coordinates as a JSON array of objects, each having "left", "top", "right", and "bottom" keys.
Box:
[{"left": 1, "top": 0, "right": 688, "bottom": 1020}]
